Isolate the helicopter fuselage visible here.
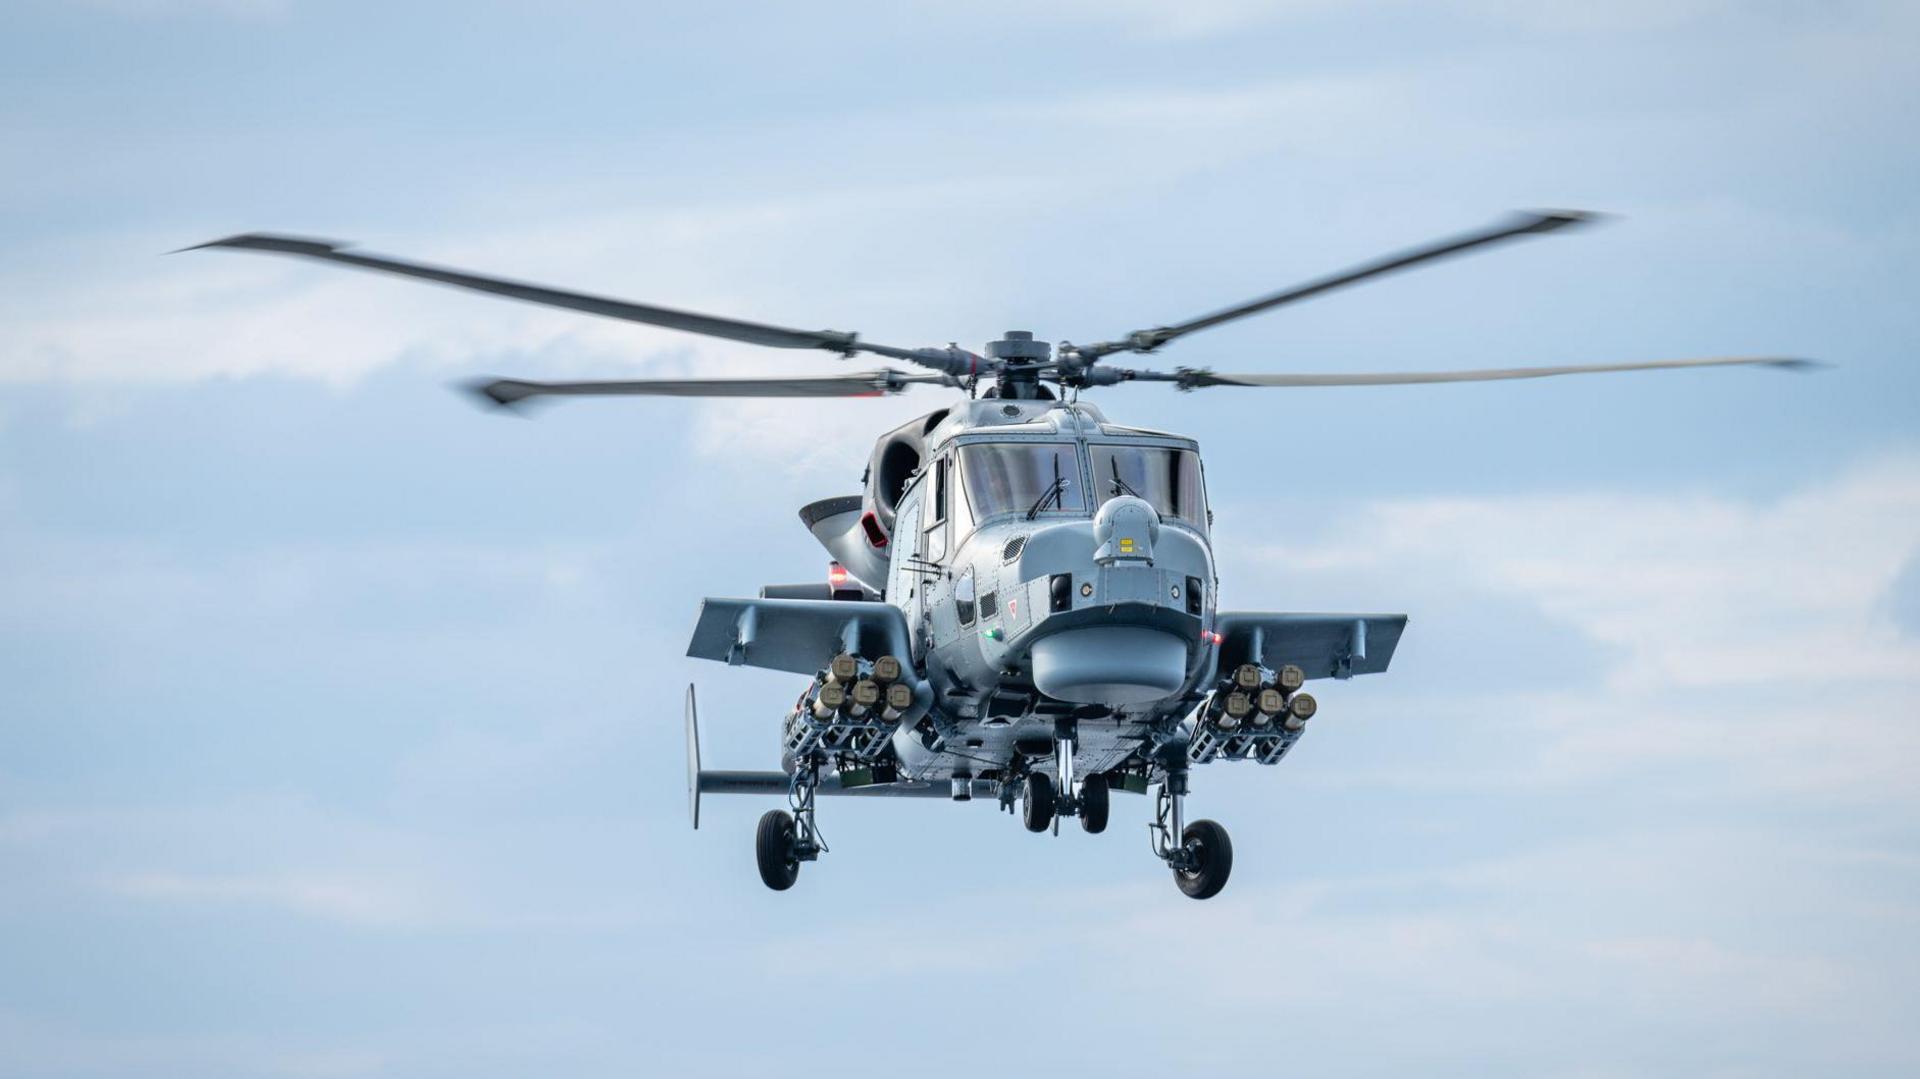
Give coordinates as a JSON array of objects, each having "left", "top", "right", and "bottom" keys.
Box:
[{"left": 871, "top": 398, "right": 1215, "bottom": 784}]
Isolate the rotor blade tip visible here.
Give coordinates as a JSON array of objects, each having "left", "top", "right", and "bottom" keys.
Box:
[
  {"left": 180, "top": 232, "right": 352, "bottom": 257},
  {"left": 1772, "top": 357, "right": 1825, "bottom": 371},
  {"left": 1519, "top": 209, "right": 1607, "bottom": 233},
  {"left": 457, "top": 378, "right": 538, "bottom": 412}
]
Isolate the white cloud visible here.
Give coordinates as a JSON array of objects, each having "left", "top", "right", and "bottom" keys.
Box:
[
  {"left": 2, "top": 802, "right": 677, "bottom": 932},
  {"left": 901, "top": 0, "right": 1346, "bottom": 40},
  {"left": 0, "top": 71, "right": 1403, "bottom": 393},
  {"left": 1351, "top": 459, "right": 1920, "bottom": 689},
  {"left": 106, "top": 871, "right": 435, "bottom": 928},
  {"left": 1228, "top": 454, "right": 1920, "bottom": 801}
]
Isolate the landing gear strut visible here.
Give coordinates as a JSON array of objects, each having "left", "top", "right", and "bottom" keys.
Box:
[
  {"left": 1023, "top": 719, "right": 1112, "bottom": 837},
  {"left": 1150, "top": 769, "right": 1232, "bottom": 899},
  {"left": 755, "top": 760, "right": 826, "bottom": 891}
]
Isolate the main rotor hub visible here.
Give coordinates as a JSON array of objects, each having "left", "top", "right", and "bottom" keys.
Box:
[{"left": 986, "top": 330, "right": 1051, "bottom": 363}]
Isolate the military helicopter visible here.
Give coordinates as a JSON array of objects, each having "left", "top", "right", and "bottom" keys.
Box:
[{"left": 192, "top": 211, "right": 1805, "bottom": 899}]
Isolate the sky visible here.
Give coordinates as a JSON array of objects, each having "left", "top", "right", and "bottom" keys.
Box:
[{"left": 2, "top": 2, "right": 1918, "bottom": 1076}]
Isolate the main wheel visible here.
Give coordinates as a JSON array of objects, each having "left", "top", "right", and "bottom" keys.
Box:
[
  {"left": 1022, "top": 772, "right": 1056, "bottom": 833},
  {"left": 1078, "top": 774, "right": 1110, "bottom": 834},
  {"left": 1173, "top": 819, "right": 1232, "bottom": 900},
  {"left": 755, "top": 809, "right": 800, "bottom": 891}
]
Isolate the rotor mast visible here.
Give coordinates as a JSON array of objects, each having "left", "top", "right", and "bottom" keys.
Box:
[{"left": 984, "top": 330, "right": 1053, "bottom": 399}]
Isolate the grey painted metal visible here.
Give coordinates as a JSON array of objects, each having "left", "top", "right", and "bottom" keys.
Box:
[
  {"left": 1030, "top": 626, "right": 1189, "bottom": 705},
  {"left": 471, "top": 370, "right": 945, "bottom": 407},
  {"left": 799, "top": 495, "right": 889, "bottom": 591},
  {"left": 686, "top": 683, "right": 702, "bottom": 829},
  {"left": 985, "top": 330, "right": 1051, "bottom": 361},
  {"left": 1173, "top": 355, "right": 1812, "bottom": 389},
  {"left": 187, "top": 233, "right": 990, "bottom": 380},
  {"left": 695, "top": 769, "right": 995, "bottom": 799},
  {"left": 188, "top": 234, "right": 868, "bottom": 351},
  {"left": 1069, "top": 210, "right": 1594, "bottom": 361},
  {"left": 686, "top": 598, "right": 914, "bottom": 677},
  {"left": 1213, "top": 612, "right": 1407, "bottom": 680},
  {"left": 191, "top": 211, "right": 1814, "bottom": 404}
]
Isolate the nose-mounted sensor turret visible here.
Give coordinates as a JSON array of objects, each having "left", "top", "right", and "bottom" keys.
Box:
[{"left": 1094, "top": 494, "right": 1161, "bottom": 566}]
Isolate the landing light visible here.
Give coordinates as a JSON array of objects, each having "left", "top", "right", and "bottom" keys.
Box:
[{"left": 828, "top": 561, "right": 850, "bottom": 588}]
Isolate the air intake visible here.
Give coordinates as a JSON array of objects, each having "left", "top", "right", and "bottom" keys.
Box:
[{"left": 1002, "top": 535, "right": 1028, "bottom": 562}]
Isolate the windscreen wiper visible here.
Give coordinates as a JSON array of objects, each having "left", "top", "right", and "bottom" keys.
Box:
[
  {"left": 1110, "top": 459, "right": 1141, "bottom": 499},
  {"left": 1026, "top": 454, "right": 1070, "bottom": 520}
]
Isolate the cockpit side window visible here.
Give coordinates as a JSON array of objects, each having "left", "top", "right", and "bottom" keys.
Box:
[
  {"left": 959, "top": 443, "right": 1088, "bottom": 521},
  {"left": 922, "top": 456, "right": 951, "bottom": 561},
  {"left": 929, "top": 457, "right": 949, "bottom": 524},
  {"left": 1090, "top": 444, "right": 1207, "bottom": 530},
  {"left": 955, "top": 568, "right": 977, "bottom": 625}
]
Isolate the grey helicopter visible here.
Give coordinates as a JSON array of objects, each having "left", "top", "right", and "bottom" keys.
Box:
[{"left": 192, "top": 210, "right": 1806, "bottom": 899}]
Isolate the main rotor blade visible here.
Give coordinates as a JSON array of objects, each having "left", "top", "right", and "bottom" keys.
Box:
[
  {"left": 1173, "top": 355, "right": 1817, "bottom": 390},
  {"left": 1078, "top": 210, "right": 1597, "bottom": 358},
  {"left": 189, "top": 233, "right": 862, "bottom": 352},
  {"left": 470, "top": 369, "right": 948, "bottom": 407}
]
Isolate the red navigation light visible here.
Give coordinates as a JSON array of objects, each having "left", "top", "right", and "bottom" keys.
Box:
[{"left": 828, "top": 561, "right": 850, "bottom": 588}]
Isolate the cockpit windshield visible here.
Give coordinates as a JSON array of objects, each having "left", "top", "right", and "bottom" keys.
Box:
[
  {"left": 960, "top": 442, "right": 1087, "bottom": 520},
  {"left": 1091, "top": 444, "right": 1207, "bottom": 530}
]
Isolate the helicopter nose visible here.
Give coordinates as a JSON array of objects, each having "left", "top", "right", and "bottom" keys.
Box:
[{"left": 1026, "top": 496, "right": 1189, "bottom": 706}]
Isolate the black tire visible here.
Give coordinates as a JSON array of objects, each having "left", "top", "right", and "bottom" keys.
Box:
[
  {"left": 1173, "top": 819, "right": 1232, "bottom": 900},
  {"left": 1022, "top": 772, "right": 1056, "bottom": 833},
  {"left": 755, "top": 809, "right": 800, "bottom": 891},
  {"left": 1078, "top": 774, "right": 1110, "bottom": 834}
]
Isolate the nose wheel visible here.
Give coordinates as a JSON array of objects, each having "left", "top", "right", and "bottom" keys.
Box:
[
  {"left": 1018, "top": 725, "right": 1113, "bottom": 836},
  {"left": 1021, "top": 772, "right": 1056, "bottom": 832}
]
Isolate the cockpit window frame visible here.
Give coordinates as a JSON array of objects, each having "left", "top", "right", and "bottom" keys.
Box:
[
  {"left": 955, "top": 439, "right": 1092, "bottom": 528},
  {"left": 1087, "top": 440, "right": 1210, "bottom": 536},
  {"left": 922, "top": 454, "right": 952, "bottom": 562}
]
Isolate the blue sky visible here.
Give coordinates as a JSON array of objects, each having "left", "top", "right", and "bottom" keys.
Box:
[{"left": 3, "top": 2, "right": 1918, "bottom": 1076}]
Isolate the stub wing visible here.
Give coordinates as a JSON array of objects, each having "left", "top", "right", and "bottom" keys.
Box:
[
  {"left": 687, "top": 597, "right": 912, "bottom": 676},
  {"left": 1214, "top": 612, "right": 1408, "bottom": 680}
]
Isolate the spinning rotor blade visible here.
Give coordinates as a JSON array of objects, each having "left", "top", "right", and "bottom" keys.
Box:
[
  {"left": 186, "top": 234, "right": 986, "bottom": 378},
  {"left": 1078, "top": 210, "right": 1597, "bottom": 359},
  {"left": 1168, "top": 355, "right": 1816, "bottom": 390},
  {"left": 471, "top": 369, "right": 946, "bottom": 407}
]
